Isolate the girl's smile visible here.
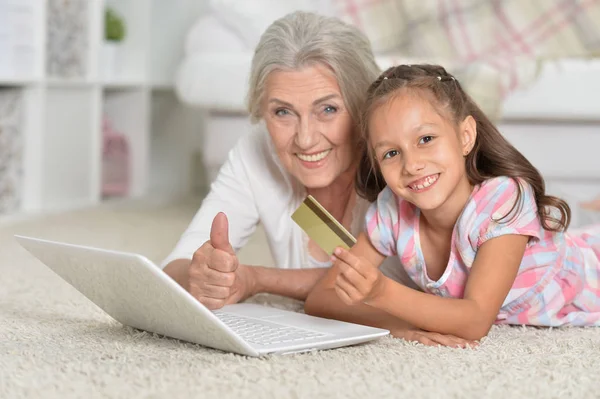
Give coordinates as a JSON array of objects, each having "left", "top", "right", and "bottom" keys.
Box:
[{"left": 407, "top": 173, "right": 440, "bottom": 192}]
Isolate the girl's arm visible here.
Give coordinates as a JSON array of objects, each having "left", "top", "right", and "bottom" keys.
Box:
[
  {"left": 335, "top": 233, "right": 529, "bottom": 341},
  {"left": 307, "top": 233, "right": 478, "bottom": 347},
  {"left": 305, "top": 236, "right": 413, "bottom": 333}
]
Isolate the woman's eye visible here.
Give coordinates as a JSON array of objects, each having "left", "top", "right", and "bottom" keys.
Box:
[
  {"left": 383, "top": 150, "right": 398, "bottom": 160},
  {"left": 323, "top": 105, "right": 337, "bottom": 114},
  {"left": 275, "top": 108, "right": 290, "bottom": 116},
  {"left": 419, "top": 135, "right": 434, "bottom": 144}
]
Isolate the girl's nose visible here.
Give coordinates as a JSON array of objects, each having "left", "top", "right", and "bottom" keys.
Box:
[{"left": 403, "top": 152, "right": 425, "bottom": 175}]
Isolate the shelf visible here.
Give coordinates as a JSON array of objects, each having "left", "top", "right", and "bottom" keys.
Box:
[
  {"left": 0, "top": 78, "right": 39, "bottom": 87},
  {"left": 46, "top": 78, "right": 97, "bottom": 88},
  {"left": 102, "top": 80, "right": 146, "bottom": 90},
  {"left": 150, "top": 82, "right": 175, "bottom": 91},
  {"left": 0, "top": 0, "right": 208, "bottom": 218}
]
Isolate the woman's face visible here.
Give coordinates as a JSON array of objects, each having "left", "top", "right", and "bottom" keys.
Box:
[{"left": 263, "top": 64, "right": 357, "bottom": 189}]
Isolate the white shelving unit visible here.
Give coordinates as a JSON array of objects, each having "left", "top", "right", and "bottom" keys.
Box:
[{"left": 0, "top": 0, "right": 206, "bottom": 218}]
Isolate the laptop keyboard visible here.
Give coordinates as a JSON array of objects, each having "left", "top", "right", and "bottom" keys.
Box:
[{"left": 215, "top": 312, "right": 329, "bottom": 346}]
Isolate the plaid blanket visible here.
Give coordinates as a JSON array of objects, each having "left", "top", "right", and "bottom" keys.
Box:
[{"left": 333, "top": 0, "right": 600, "bottom": 118}]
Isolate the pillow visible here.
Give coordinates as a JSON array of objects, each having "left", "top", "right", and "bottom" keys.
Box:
[
  {"left": 209, "top": 0, "right": 336, "bottom": 49},
  {"left": 184, "top": 14, "right": 246, "bottom": 54},
  {"left": 332, "top": 0, "right": 408, "bottom": 54}
]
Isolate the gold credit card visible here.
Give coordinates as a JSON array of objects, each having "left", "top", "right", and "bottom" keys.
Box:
[{"left": 291, "top": 195, "right": 357, "bottom": 256}]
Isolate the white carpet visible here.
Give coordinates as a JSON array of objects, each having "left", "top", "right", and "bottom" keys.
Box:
[{"left": 1, "top": 197, "right": 599, "bottom": 399}]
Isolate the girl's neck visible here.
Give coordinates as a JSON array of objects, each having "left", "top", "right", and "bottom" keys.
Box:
[
  {"left": 307, "top": 166, "right": 356, "bottom": 222},
  {"left": 420, "top": 176, "right": 474, "bottom": 233}
]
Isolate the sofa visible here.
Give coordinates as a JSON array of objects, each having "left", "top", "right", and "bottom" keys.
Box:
[{"left": 174, "top": 1, "right": 600, "bottom": 227}]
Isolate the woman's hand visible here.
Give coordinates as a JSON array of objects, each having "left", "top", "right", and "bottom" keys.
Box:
[
  {"left": 395, "top": 329, "right": 479, "bottom": 348},
  {"left": 188, "top": 212, "right": 255, "bottom": 310},
  {"left": 332, "top": 246, "right": 386, "bottom": 306}
]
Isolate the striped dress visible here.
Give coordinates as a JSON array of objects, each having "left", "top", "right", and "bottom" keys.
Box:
[{"left": 366, "top": 176, "right": 600, "bottom": 326}]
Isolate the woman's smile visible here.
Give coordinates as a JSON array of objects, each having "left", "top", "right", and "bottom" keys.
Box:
[{"left": 296, "top": 149, "right": 332, "bottom": 168}]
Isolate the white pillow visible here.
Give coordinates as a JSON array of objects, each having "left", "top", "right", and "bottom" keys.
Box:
[
  {"left": 184, "top": 14, "right": 246, "bottom": 54},
  {"left": 209, "top": 0, "right": 337, "bottom": 49}
]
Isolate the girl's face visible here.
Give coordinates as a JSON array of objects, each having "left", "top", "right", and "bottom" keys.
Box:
[
  {"left": 368, "top": 91, "right": 476, "bottom": 213},
  {"left": 263, "top": 64, "right": 357, "bottom": 189}
]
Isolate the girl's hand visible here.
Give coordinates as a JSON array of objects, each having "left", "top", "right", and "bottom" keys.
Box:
[
  {"left": 332, "top": 246, "right": 386, "bottom": 306},
  {"left": 397, "top": 329, "right": 479, "bottom": 349}
]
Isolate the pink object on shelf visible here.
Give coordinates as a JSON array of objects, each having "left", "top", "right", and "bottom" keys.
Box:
[{"left": 101, "top": 116, "right": 130, "bottom": 197}]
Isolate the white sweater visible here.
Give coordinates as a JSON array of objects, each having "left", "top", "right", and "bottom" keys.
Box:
[{"left": 161, "top": 127, "right": 413, "bottom": 286}]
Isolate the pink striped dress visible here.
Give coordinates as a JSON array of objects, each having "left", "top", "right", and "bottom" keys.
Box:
[{"left": 366, "top": 176, "right": 600, "bottom": 326}]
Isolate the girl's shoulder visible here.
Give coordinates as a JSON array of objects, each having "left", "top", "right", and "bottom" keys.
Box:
[
  {"left": 471, "top": 176, "right": 535, "bottom": 213},
  {"left": 372, "top": 186, "right": 417, "bottom": 221},
  {"left": 475, "top": 175, "right": 528, "bottom": 196},
  {"left": 459, "top": 176, "right": 541, "bottom": 249},
  {"left": 365, "top": 186, "right": 418, "bottom": 256}
]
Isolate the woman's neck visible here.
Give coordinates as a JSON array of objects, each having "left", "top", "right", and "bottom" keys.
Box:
[
  {"left": 420, "top": 176, "right": 474, "bottom": 233},
  {"left": 307, "top": 166, "right": 356, "bottom": 222}
]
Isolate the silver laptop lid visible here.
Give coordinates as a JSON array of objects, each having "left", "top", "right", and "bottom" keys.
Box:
[{"left": 14, "top": 235, "right": 258, "bottom": 356}]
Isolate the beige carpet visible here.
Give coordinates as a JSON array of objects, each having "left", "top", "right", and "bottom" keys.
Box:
[{"left": 1, "top": 197, "right": 599, "bottom": 399}]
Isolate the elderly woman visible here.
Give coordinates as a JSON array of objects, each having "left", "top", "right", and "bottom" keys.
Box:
[{"left": 162, "top": 11, "right": 473, "bottom": 348}]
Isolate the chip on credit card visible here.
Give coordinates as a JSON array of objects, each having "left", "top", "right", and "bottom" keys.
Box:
[{"left": 291, "top": 195, "right": 357, "bottom": 256}]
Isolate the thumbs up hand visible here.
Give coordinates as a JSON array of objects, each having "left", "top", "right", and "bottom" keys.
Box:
[{"left": 188, "top": 212, "right": 255, "bottom": 310}]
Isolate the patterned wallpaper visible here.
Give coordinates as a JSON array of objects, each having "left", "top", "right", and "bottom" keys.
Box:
[
  {"left": 0, "top": 89, "right": 22, "bottom": 214},
  {"left": 46, "top": 0, "right": 89, "bottom": 79}
]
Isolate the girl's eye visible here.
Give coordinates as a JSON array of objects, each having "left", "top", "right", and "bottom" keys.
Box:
[
  {"left": 419, "top": 135, "right": 434, "bottom": 144},
  {"left": 383, "top": 150, "right": 398, "bottom": 160},
  {"left": 323, "top": 105, "right": 337, "bottom": 114},
  {"left": 275, "top": 108, "right": 290, "bottom": 116}
]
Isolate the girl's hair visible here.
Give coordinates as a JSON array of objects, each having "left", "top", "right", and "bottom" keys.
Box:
[
  {"left": 246, "top": 11, "right": 380, "bottom": 126},
  {"left": 356, "top": 64, "right": 571, "bottom": 232}
]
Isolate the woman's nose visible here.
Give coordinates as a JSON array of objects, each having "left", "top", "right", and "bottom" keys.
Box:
[{"left": 295, "top": 117, "right": 319, "bottom": 149}]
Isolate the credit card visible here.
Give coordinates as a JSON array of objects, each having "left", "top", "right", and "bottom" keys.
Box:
[{"left": 291, "top": 195, "right": 356, "bottom": 255}]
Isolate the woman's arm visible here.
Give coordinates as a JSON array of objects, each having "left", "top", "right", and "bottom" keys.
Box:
[
  {"left": 162, "top": 131, "right": 338, "bottom": 307},
  {"left": 165, "top": 258, "right": 329, "bottom": 302},
  {"left": 162, "top": 133, "right": 262, "bottom": 270},
  {"left": 335, "top": 233, "right": 529, "bottom": 340}
]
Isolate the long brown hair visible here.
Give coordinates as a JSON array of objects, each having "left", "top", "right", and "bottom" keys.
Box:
[{"left": 356, "top": 64, "right": 570, "bottom": 232}]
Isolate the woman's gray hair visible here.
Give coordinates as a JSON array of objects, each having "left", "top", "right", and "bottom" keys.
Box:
[{"left": 247, "top": 11, "right": 380, "bottom": 125}]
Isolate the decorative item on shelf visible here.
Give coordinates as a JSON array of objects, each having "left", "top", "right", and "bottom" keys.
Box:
[
  {"left": 0, "top": 89, "right": 23, "bottom": 214},
  {"left": 46, "top": 0, "right": 89, "bottom": 79},
  {"left": 101, "top": 116, "right": 130, "bottom": 197},
  {"left": 103, "top": 6, "right": 126, "bottom": 80}
]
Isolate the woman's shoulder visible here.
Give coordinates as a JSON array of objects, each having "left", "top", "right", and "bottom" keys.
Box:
[
  {"left": 233, "top": 125, "right": 274, "bottom": 162},
  {"left": 232, "top": 125, "right": 295, "bottom": 187}
]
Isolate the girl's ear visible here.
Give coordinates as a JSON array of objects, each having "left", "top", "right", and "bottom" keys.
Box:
[{"left": 460, "top": 115, "right": 477, "bottom": 156}]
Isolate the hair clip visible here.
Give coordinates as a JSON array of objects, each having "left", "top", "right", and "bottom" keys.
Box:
[
  {"left": 383, "top": 76, "right": 388, "bottom": 80},
  {"left": 437, "top": 76, "right": 442, "bottom": 81}
]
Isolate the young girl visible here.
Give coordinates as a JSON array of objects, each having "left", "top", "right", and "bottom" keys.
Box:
[{"left": 327, "top": 64, "right": 600, "bottom": 341}]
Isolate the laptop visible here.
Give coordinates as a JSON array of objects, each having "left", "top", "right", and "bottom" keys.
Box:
[{"left": 14, "top": 235, "right": 389, "bottom": 357}]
